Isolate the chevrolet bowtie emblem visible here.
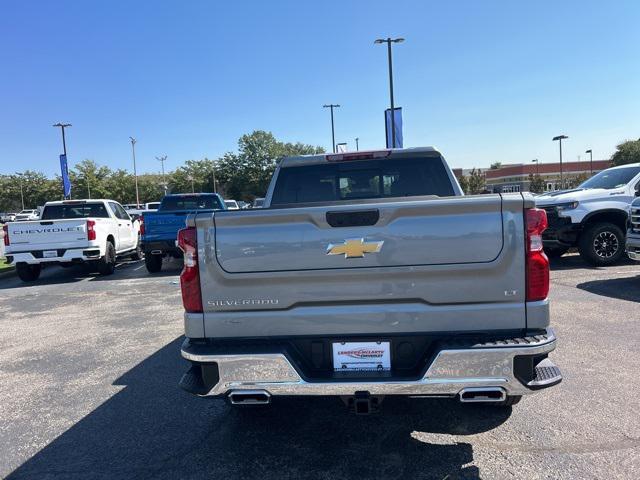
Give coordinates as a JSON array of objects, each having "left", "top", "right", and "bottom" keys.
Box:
[{"left": 326, "top": 238, "right": 384, "bottom": 259}]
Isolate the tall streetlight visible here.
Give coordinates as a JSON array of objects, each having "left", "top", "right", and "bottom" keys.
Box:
[
  {"left": 552, "top": 135, "right": 568, "bottom": 188},
  {"left": 53, "top": 123, "right": 72, "bottom": 199},
  {"left": 53, "top": 123, "right": 71, "bottom": 157},
  {"left": 585, "top": 149, "right": 593, "bottom": 174},
  {"left": 355, "top": 137, "right": 360, "bottom": 151},
  {"left": 323, "top": 104, "right": 340, "bottom": 153},
  {"left": 374, "top": 37, "right": 404, "bottom": 148},
  {"left": 532, "top": 158, "right": 540, "bottom": 175},
  {"left": 187, "top": 175, "right": 195, "bottom": 193},
  {"left": 129, "top": 137, "right": 140, "bottom": 207},
  {"left": 86, "top": 173, "right": 91, "bottom": 199},
  {"left": 156, "top": 155, "right": 168, "bottom": 195},
  {"left": 15, "top": 172, "right": 25, "bottom": 210}
]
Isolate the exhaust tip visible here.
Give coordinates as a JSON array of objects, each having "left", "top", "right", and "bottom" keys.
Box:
[
  {"left": 459, "top": 387, "right": 506, "bottom": 403},
  {"left": 228, "top": 390, "right": 271, "bottom": 405}
]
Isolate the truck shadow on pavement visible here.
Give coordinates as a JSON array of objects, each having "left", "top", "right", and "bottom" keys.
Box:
[
  {"left": 577, "top": 275, "right": 640, "bottom": 303},
  {"left": 0, "top": 260, "right": 182, "bottom": 290},
  {"left": 6, "top": 337, "right": 511, "bottom": 480}
]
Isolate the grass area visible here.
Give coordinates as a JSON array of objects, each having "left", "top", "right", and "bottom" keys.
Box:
[{"left": 0, "top": 257, "right": 14, "bottom": 272}]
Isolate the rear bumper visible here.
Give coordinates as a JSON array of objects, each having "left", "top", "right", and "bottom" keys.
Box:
[
  {"left": 6, "top": 246, "right": 103, "bottom": 264},
  {"left": 142, "top": 240, "right": 179, "bottom": 255},
  {"left": 180, "top": 328, "right": 561, "bottom": 398}
]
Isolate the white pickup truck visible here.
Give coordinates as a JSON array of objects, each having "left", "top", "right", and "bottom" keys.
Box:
[{"left": 3, "top": 199, "right": 142, "bottom": 282}]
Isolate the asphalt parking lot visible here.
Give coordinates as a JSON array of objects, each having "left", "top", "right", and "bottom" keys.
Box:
[{"left": 0, "top": 255, "right": 639, "bottom": 479}]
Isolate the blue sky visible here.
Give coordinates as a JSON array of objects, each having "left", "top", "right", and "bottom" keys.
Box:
[{"left": 1, "top": 1, "right": 639, "bottom": 176}]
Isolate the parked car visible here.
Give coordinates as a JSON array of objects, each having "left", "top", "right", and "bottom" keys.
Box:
[
  {"left": 0, "top": 212, "right": 17, "bottom": 223},
  {"left": 3, "top": 199, "right": 141, "bottom": 282},
  {"left": 224, "top": 200, "right": 240, "bottom": 210},
  {"left": 14, "top": 209, "right": 40, "bottom": 221},
  {"left": 535, "top": 163, "right": 640, "bottom": 266},
  {"left": 252, "top": 197, "right": 265, "bottom": 208},
  {"left": 626, "top": 197, "right": 640, "bottom": 261},
  {"left": 141, "top": 193, "right": 225, "bottom": 273},
  {"left": 177, "top": 147, "right": 561, "bottom": 412}
]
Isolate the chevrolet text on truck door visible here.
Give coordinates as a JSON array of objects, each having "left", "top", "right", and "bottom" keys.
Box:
[
  {"left": 3, "top": 199, "right": 141, "bottom": 282},
  {"left": 177, "top": 147, "right": 562, "bottom": 413}
]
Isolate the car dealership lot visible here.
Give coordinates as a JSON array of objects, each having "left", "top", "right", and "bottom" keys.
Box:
[{"left": 0, "top": 256, "right": 639, "bottom": 479}]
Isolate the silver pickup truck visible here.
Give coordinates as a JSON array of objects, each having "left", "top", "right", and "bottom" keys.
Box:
[{"left": 177, "top": 147, "right": 561, "bottom": 413}]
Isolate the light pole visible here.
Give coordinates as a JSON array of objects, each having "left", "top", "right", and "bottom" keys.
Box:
[
  {"left": 53, "top": 123, "right": 72, "bottom": 199},
  {"left": 532, "top": 159, "right": 539, "bottom": 175},
  {"left": 156, "top": 155, "right": 168, "bottom": 195},
  {"left": 585, "top": 149, "right": 593, "bottom": 174},
  {"left": 211, "top": 163, "right": 217, "bottom": 193},
  {"left": 15, "top": 172, "right": 25, "bottom": 210},
  {"left": 374, "top": 37, "right": 404, "bottom": 148},
  {"left": 323, "top": 104, "right": 340, "bottom": 153},
  {"left": 86, "top": 173, "right": 91, "bottom": 199},
  {"left": 355, "top": 137, "right": 360, "bottom": 151},
  {"left": 187, "top": 175, "right": 195, "bottom": 193},
  {"left": 129, "top": 137, "right": 140, "bottom": 207},
  {"left": 53, "top": 123, "right": 71, "bottom": 157},
  {"left": 552, "top": 135, "right": 568, "bottom": 188}
]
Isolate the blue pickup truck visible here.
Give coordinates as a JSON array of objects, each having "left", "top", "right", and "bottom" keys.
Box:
[{"left": 141, "top": 193, "right": 225, "bottom": 272}]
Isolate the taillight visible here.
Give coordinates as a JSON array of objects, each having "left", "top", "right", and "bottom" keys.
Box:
[
  {"left": 87, "top": 220, "right": 96, "bottom": 241},
  {"left": 326, "top": 150, "right": 391, "bottom": 162},
  {"left": 525, "top": 208, "right": 549, "bottom": 301},
  {"left": 2, "top": 224, "right": 9, "bottom": 246},
  {"left": 177, "top": 227, "right": 202, "bottom": 313},
  {"left": 139, "top": 215, "right": 145, "bottom": 235}
]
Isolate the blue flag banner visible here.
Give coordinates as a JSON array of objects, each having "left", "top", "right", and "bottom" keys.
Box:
[
  {"left": 60, "top": 154, "right": 71, "bottom": 198},
  {"left": 385, "top": 107, "right": 403, "bottom": 148}
]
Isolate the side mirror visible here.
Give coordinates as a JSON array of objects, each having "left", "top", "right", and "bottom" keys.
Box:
[{"left": 635, "top": 188, "right": 640, "bottom": 197}]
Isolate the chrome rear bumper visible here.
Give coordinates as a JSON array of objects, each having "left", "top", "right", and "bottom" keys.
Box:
[{"left": 181, "top": 329, "right": 559, "bottom": 398}]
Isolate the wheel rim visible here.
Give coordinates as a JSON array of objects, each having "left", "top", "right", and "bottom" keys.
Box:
[{"left": 593, "top": 231, "right": 619, "bottom": 259}]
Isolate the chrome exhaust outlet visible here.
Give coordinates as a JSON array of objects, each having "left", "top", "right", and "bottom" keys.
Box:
[
  {"left": 228, "top": 390, "right": 271, "bottom": 405},
  {"left": 459, "top": 387, "right": 506, "bottom": 403}
]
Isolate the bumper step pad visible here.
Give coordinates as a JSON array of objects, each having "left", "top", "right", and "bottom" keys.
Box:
[{"left": 527, "top": 358, "right": 562, "bottom": 389}]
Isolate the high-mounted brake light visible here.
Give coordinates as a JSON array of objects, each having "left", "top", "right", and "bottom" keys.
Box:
[
  {"left": 86, "top": 220, "right": 96, "bottom": 241},
  {"left": 2, "top": 224, "right": 8, "bottom": 246},
  {"left": 525, "top": 208, "right": 549, "bottom": 301},
  {"left": 326, "top": 150, "right": 391, "bottom": 162},
  {"left": 177, "top": 227, "right": 202, "bottom": 313}
]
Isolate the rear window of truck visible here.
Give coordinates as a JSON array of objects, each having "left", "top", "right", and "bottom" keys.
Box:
[
  {"left": 159, "top": 195, "right": 223, "bottom": 211},
  {"left": 271, "top": 156, "right": 455, "bottom": 205},
  {"left": 41, "top": 203, "right": 110, "bottom": 219}
]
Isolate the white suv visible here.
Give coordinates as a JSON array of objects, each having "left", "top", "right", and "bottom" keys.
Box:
[{"left": 535, "top": 163, "right": 640, "bottom": 266}]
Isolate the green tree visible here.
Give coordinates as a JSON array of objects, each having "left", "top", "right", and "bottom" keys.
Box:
[
  {"left": 528, "top": 173, "right": 545, "bottom": 193},
  {"left": 611, "top": 139, "right": 640, "bottom": 166},
  {"left": 566, "top": 172, "right": 590, "bottom": 188},
  {"left": 70, "top": 159, "right": 112, "bottom": 199},
  {"left": 216, "top": 130, "right": 323, "bottom": 200},
  {"left": 490, "top": 162, "right": 502, "bottom": 170},
  {"left": 465, "top": 168, "right": 486, "bottom": 194}
]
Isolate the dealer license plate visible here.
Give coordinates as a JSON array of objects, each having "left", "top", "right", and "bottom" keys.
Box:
[
  {"left": 332, "top": 341, "right": 391, "bottom": 372},
  {"left": 43, "top": 250, "right": 57, "bottom": 258}
]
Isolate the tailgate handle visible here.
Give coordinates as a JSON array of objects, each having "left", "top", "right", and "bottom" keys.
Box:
[
  {"left": 40, "top": 221, "right": 54, "bottom": 225},
  {"left": 326, "top": 209, "right": 380, "bottom": 228}
]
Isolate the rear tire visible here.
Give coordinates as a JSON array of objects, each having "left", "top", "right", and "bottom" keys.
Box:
[
  {"left": 578, "top": 222, "right": 625, "bottom": 266},
  {"left": 97, "top": 241, "right": 116, "bottom": 275},
  {"left": 130, "top": 237, "right": 143, "bottom": 261},
  {"left": 16, "top": 263, "right": 41, "bottom": 282},
  {"left": 144, "top": 253, "right": 163, "bottom": 273}
]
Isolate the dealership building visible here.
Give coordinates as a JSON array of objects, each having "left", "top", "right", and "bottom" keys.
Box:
[{"left": 454, "top": 160, "right": 611, "bottom": 193}]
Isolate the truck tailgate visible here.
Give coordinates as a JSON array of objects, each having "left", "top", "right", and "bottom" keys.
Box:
[
  {"left": 6, "top": 219, "right": 89, "bottom": 250},
  {"left": 142, "top": 212, "right": 188, "bottom": 242},
  {"left": 197, "top": 194, "right": 530, "bottom": 337}
]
